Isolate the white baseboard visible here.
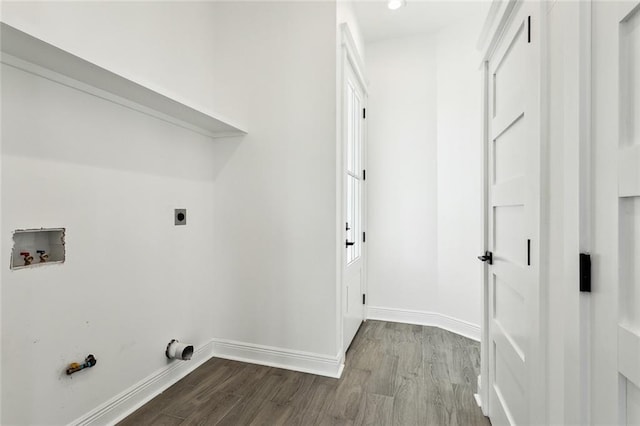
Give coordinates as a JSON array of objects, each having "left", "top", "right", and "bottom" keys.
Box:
[
  {"left": 69, "top": 338, "right": 344, "bottom": 425},
  {"left": 70, "top": 340, "right": 216, "bottom": 426},
  {"left": 366, "top": 306, "right": 481, "bottom": 341},
  {"left": 211, "top": 338, "right": 344, "bottom": 379},
  {"left": 69, "top": 312, "right": 471, "bottom": 425}
]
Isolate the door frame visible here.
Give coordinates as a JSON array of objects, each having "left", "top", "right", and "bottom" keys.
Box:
[{"left": 337, "top": 23, "right": 368, "bottom": 359}]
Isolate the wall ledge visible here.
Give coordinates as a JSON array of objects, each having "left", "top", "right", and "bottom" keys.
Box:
[
  {"left": 211, "top": 338, "right": 344, "bottom": 379},
  {"left": 70, "top": 340, "right": 215, "bottom": 426},
  {"left": 366, "top": 306, "right": 481, "bottom": 341},
  {"left": 0, "top": 22, "right": 248, "bottom": 138}
]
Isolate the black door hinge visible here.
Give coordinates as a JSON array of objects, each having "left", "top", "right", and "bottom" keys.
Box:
[
  {"left": 363, "top": 169, "right": 366, "bottom": 180},
  {"left": 527, "top": 239, "right": 531, "bottom": 266},
  {"left": 527, "top": 16, "right": 531, "bottom": 43},
  {"left": 363, "top": 232, "right": 366, "bottom": 243},
  {"left": 580, "top": 253, "right": 591, "bottom": 292},
  {"left": 363, "top": 108, "right": 366, "bottom": 119},
  {"left": 362, "top": 294, "right": 366, "bottom": 305}
]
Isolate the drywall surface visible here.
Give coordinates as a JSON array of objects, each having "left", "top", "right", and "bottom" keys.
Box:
[
  {"left": 0, "top": 1, "right": 248, "bottom": 130},
  {"left": 435, "top": 17, "right": 483, "bottom": 326},
  {"left": 1, "top": 61, "right": 219, "bottom": 425},
  {"left": 1, "top": 1, "right": 339, "bottom": 423},
  {"left": 366, "top": 34, "right": 439, "bottom": 313},
  {"left": 209, "top": 2, "right": 338, "bottom": 357},
  {"left": 366, "top": 17, "right": 484, "bottom": 331}
]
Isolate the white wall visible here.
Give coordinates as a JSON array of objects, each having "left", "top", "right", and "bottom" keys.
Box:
[
  {"left": 209, "top": 1, "right": 339, "bottom": 357},
  {"left": 366, "top": 35, "right": 439, "bottom": 314},
  {"left": 435, "top": 17, "right": 483, "bottom": 327},
  {"left": 1, "top": 1, "right": 339, "bottom": 423},
  {"left": 366, "top": 17, "right": 484, "bottom": 335},
  {"left": 0, "top": 1, "right": 248, "bottom": 128},
  {"left": 1, "top": 3, "right": 227, "bottom": 424},
  {"left": 1, "top": 53, "right": 219, "bottom": 426}
]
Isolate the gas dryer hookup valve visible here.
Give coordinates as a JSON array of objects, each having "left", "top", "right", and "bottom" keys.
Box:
[{"left": 66, "top": 354, "right": 97, "bottom": 375}]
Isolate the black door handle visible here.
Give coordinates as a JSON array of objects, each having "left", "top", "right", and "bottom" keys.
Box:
[
  {"left": 478, "top": 251, "right": 493, "bottom": 265},
  {"left": 346, "top": 240, "right": 355, "bottom": 247}
]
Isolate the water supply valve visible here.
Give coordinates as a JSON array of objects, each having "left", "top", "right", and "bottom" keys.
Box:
[
  {"left": 37, "top": 250, "right": 49, "bottom": 263},
  {"left": 20, "top": 252, "right": 34, "bottom": 266}
]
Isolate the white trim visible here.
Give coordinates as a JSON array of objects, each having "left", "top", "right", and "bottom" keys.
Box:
[
  {"left": 366, "top": 306, "right": 481, "bottom": 342},
  {"left": 480, "top": 59, "right": 491, "bottom": 417},
  {"left": 477, "top": 0, "right": 504, "bottom": 50},
  {"left": 69, "top": 340, "right": 216, "bottom": 426},
  {"left": 478, "top": 0, "right": 521, "bottom": 64},
  {"left": 340, "top": 23, "right": 368, "bottom": 95},
  {"left": 474, "top": 375, "right": 484, "bottom": 410},
  {"left": 211, "top": 338, "right": 344, "bottom": 379},
  {"left": 69, "top": 338, "right": 345, "bottom": 426}
]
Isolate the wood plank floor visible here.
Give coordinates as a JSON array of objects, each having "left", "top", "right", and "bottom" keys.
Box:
[{"left": 119, "top": 321, "right": 490, "bottom": 425}]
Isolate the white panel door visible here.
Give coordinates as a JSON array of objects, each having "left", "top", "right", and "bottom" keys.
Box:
[
  {"left": 485, "top": 3, "right": 543, "bottom": 425},
  {"left": 343, "top": 60, "right": 366, "bottom": 351},
  {"left": 592, "top": 2, "right": 640, "bottom": 423}
]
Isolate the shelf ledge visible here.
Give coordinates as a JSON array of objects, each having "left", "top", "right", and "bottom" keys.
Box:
[{"left": 0, "top": 22, "right": 247, "bottom": 138}]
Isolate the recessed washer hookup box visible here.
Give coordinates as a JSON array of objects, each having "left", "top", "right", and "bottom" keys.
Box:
[{"left": 10, "top": 228, "right": 65, "bottom": 270}]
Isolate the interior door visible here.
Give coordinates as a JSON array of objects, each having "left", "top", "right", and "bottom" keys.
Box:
[
  {"left": 485, "top": 3, "right": 542, "bottom": 424},
  {"left": 343, "top": 60, "right": 366, "bottom": 352},
  {"left": 591, "top": 2, "right": 640, "bottom": 423}
]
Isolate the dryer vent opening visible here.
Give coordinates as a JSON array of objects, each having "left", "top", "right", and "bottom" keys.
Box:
[{"left": 165, "top": 339, "right": 194, "bottom": 360}]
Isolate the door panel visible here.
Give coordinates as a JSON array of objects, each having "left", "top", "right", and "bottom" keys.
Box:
[
  {"left": 494, "top": 275, "right": 526, "bottom": 354},
  {"left": 494, "top": 116, "right": 525, "bottom": 184},
  {"left": 493, "top": 24, "right": 526, "bottom": 123},
  {"left": 487, "top": 3, "right": 540, "bottom": 425},
  {"left": 495, "top": 348, "right": 525, "bottom": 422},
  {"left": 494, "top": 205, "right": 525, "bottom": 265}
]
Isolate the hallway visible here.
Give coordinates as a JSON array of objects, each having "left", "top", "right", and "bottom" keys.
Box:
[{"left": 120, "top": 321, "right": 488, "bottom": 425}]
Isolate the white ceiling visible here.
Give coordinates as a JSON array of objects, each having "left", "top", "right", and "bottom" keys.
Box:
[{"left": 352, "top": 0, "right": 491, "bottom": 43}]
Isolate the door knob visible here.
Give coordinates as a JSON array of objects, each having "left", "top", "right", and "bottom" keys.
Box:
[
  {"left": 478, "top": 251, "right": 493, "bottom": 265},
  {"left": 346, "top": 240, "right": 355, "bottom": 247}
]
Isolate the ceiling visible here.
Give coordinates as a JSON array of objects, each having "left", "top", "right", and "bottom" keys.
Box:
[{"left": 352, "top": 1, "right": 491, "bottom": 43}]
